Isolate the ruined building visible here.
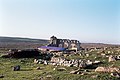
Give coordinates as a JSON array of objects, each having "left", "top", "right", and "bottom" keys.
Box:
[{"left": 47, "top": 36, "right": 81, "bottom": 51}]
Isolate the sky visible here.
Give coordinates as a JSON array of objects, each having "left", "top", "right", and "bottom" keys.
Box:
[{"left": 0, "top": 0, "right": 120, "bottom": 44}]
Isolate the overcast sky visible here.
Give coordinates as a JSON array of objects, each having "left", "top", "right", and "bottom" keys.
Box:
[{"left": 0, "top": 0, "right": 120, "bottom": 44}]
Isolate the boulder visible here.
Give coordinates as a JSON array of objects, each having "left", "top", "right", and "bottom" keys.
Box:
[
  {"left": 80, "top": 73, "right": 87, "bottom": 75},
  {"left": 13, "top": 65, "right": 20, "bottom": 71},
  {"left": 91, "top": 75, "right": 98, "bottom": 78},
  {"left": 117, "top": 55, "right": 120, "bottom": 60},
  {"left": 46, "top": 75, "right": 52, "bottom": 78},
  {"left": 70, "top": 70, "right": 78, "bottom": 74},
  {"left": 77, "top": 72, "right": 81, "bottom": 74},
  {"left": 93, "top": 61, "right": 101, "bottom": 64},
  {"left": 36, "top": 67, "right": 41, "bottom": 70},
  {"left": 84, "top": 70, "right": 89, "bottom": 72},
  {"left": 79, "top": 61, "right": 87, "bottom": 68},
  {"left": 53, "top": 68, "right": 56, "bottom": 70},
  {"left": 0, "top": 75, "right": 4, "bottom": 78},
  {"left": 44, "top": 61, "right": 48, "bottom": 65},
  {"left": 70, "top": 69, "right": 80, "bottom": 74},
  {"left": 86, "top": 54, "right": 89, "bottom": 57},
  {"left": 34, "top": 59, "right": 39, "bottom": 64},
  {"left": 95, "top": 67, "right": 120, "bottom": 73},
  {"left": 57, "top": 68, "right": 66, "bottom": 71},
  {"left": 110, "top": 73, "right": 120, "bottom": 78},
  {"left": 86, "top": 60, "right": 92, "bottom": 65},
  {"left": 101, "top": 53, "right": 106, "bottom": 56},
  {"left": 108, "top": 55, "right": 116, "bottom": 62}
]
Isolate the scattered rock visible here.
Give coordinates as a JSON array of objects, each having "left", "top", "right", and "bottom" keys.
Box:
[
  {"left": 77, "top": 72, "right": 81, "bottom": 74},
  {"left": 93, "top": 61, "right": 101, "bottom": 64},
  {"left": 86, "top": 60, "right": 92, "bottom": 65},
  {"left": 44, "top": 61, "right": 48, "bottom": 65},
  {"left": 108, "top": 51, "right": 111, "bottom": 54},
  {"left": 52, "top": 63, "right": 57, "bottom": 66},
  {"left": 110, "top": 73, "right": 120, "bottom": 78},
  {"left": 0, "top": 75, "right": 4, "bottom": 78},
  {"left": 108, "top": 55, "right": 116, "bottom": 62},
  {"left": 79, "top": 61, "right": 87, "bottom": 68},
  {"left": 117, "top": 55, "right": 120, "bottom": 60},
  {"left": 34, "top": 59, "right": 39, "bottom": 64},
  {"left": 38, "top": 77, "right": 44, "bottom": 80},
  {"left": 53, "top": 68, "right": 56, "bottom": 70},
  {"left": 101, "top": 53, "right": 106, "bottom": 56},
  {"left": 57, "top": 68, "right": 66, "bottom": 71},
  {"left": 84, "top": 70, "right": 89, "bottom": 72},
  {"left": 94, "top": 57, "right": 97, "bottom": 59},
  {"left": 91, "top": 75, "right": 98, "bottom": 78},
  {"left": 12, "top": 65, "right": 20, "bottom": 71},
  {"left": 36, "top": 67, "right": 41, "bottom": 70},
  {"left": 95, "top": 67, "right": 120, "bottom": 73},
  {"left": 70, "top": 70, "right": 78, "bottom": 74},
  {"left": 80, "top": 73, "right": 86, "bottom": 75},
  {"left": 95, "top": 67, "right": 106, "bottom": 72},
  {"left": 46, "top": 75, "right": 52, "bottom": 78},
  {"left": 70, "top": 69, "right": 80, "bottom": 74},
  {"left": 86, "top": 54, "right": 89, "bottom": 57}
]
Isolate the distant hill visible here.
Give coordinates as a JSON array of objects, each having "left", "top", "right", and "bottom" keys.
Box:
[
  {"left": 0, "top": 36, "right": 49, "bottom": 49},
  {"left": 0, "top": 36, "right": 48, "bottom": 43},
  {"left": 81, "top": 43, "right": 119, "bottom": 49},
  {"left": 0, "top": 36, "right": 119, "bottom": 49}
]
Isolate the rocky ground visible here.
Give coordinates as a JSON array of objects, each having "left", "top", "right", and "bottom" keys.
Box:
[{"left": 0, "top": 46, "right": 120, "bottom": 80}]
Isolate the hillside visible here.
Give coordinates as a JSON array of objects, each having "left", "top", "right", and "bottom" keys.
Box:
[
  {"left": 0, "top": 36, "right": 49, "bottom": 49},
  {"left": 0, "top": 36, "right": 48, "bottom": 43},
  {"left": 0, "top": 36, "right": 119, "bottom": 49},
  {"left": 81, "top": 43, "right": 119, "bottom": 49}
]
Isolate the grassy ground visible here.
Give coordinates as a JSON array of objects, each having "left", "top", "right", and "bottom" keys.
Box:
[{"left": 0, "top": 49, "right": 120, "bottom": 80}]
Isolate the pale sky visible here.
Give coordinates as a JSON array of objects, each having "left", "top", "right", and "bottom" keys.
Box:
[{"left": 0, "top": 0, "right": 120, "bottom": 44}]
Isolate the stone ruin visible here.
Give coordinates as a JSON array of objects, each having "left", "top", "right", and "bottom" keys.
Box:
[
  {"left": 47, "top": 36, "right": 81, "bottom": 51},
  {"left": 34, "top": 56, "right": 102, "bottom": 69}
]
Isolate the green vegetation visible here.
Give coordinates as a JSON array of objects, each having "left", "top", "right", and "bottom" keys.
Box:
[{"left": 0, "top": 48, "right": 120, "bottom": 80}]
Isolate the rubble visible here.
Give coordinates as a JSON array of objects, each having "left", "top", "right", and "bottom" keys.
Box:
[{"left": 34, "top": 55, "right": 102, "bottom": 69}]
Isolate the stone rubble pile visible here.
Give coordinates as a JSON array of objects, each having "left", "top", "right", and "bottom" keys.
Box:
[{"left": 34, "top": 57, "right": 101, "bottom": 68}]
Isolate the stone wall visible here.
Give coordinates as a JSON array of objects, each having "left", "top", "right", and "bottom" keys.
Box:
[{"left": 48, "top": 36, "right": 81, "bottom": 51}]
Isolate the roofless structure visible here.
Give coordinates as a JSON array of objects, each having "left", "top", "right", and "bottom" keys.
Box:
[{"left": 38, "top": 36, "right": 81, "bottom": 52}]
